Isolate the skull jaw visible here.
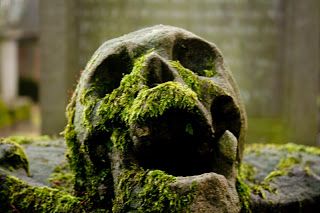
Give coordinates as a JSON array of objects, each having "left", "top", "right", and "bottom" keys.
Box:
[
  {"left": 110, "top": 126, "right": 240, "bottom": 212},
  {"left": 111, "top": 164, "right": 240, "bottom": 212},
  {"left": 173, "top": 173, "right": 241, "bottom": 213}
]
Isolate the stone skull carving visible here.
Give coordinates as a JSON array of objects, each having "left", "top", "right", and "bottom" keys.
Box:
[{"left": 65, "top": 25, "right": 246, "bottom": 212}]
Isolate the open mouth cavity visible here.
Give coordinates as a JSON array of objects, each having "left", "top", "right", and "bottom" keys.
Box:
[{"left": 131, "top": 108, "right": 218, "bottom": 177}]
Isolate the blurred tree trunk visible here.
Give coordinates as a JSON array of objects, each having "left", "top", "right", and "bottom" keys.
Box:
[{"left": 282, "top": 0, "right": 320, "bottom": 145}]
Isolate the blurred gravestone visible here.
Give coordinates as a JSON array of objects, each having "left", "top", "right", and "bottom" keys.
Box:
[{"left": 39, "top": 0, "right": 78, "bottom": 134}]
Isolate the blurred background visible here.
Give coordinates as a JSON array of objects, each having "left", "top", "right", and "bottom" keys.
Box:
[{"left": 0, "top": 0, "right": 319, "bottom": 146}]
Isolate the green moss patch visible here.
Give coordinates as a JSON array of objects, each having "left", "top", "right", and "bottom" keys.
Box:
[
  {"left": 48, "top": 161, "right": 74, "bottom": 193},
  {"left": 237, "top": 143, "right": 320, "bottom": 212},
  {"left": 113, "top": 168, "right": 196, "bottom": 212},
  {"left": 0, "top": 174, "right": 83, "bottom": 212},
  {"left": 0, "top": 139, "right": 30, "bottom": 176}
]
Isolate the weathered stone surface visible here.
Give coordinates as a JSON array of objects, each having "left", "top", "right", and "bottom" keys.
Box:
[
  {"left": 0, "top": 139, "right": 29, "bottom": 176},
  {"left": 173, "top": 173, "right": 240, "bottom": 213},
  {"left": 65, "top": 24, "right": 246, "bottom": 212},
  {"left": 239, "top": 143, "right": 320, "bottom": 213}
]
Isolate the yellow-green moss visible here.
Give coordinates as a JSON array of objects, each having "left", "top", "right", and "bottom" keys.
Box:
[
  {"left": 170, "top": 61, "right": 201, "bottom": 93},
  {"left": 203, "top": 69, "right": 217, "bottom": 77},
  {"left": 127, "top": 81, "right": 200, "bottom": 124},
  {"left": 0, "top": 99, "right": 12, "bottom": 128},
  {"left": 236, "top": 177, "right": 252, "bottom": 213},
  {"left": 238, "top": 143, "right": 320, "bottom": 212},
  {"left": 245, "top": 143, "right": 320, "bottom": 156},
  {"left": 97, "top": 53, "right": 149, "bottom": 126},
  {"left": 0, "top": 174, "right": 83, "bottom": 212},
  {"left": 0, "top": 139, "right": 30, "bottom": 176},
  {"left": 3, "top": 135, "right": 55, "bottom": 147},
  {"left": 48, "top": 161, "right": 74, "bottom": 193},
  {"left": 112, "top": 168, "right": 196, "bottom": 213},
  {"left": 264, "top": 156, "right": 301, "bottom": 182}
]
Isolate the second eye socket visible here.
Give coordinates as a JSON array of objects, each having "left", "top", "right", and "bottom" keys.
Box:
[{"left": 172, "top": 38, "right": 217, "bottom": 77}]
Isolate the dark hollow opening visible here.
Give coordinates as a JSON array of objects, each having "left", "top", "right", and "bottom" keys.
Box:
[
  {"left": 211, "top": 95, "right": 241, "bottom": 139},
  {"left": 145, "top": 56, "right": 175, "bottom": 88},
  {"left": 172, "top": 38, "right": 216, "bottom": 76},
  {"left": 90, "top": 47, "right": 133, "bottom": 97},
  {"left": 87, "top": 130, "right": 112, "bottom": 171},
  {"left": 132, "top": 109, "right": 216, "bottom": 177}
]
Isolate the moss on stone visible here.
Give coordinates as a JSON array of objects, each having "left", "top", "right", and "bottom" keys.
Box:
[
  {"left": 236, "top": 177, "right": 252, "bottom": 213},
  {"left": 264, "top": 156, "right": 301, "bottom": 182},
  {"left": 0, "top": 139, "right": 30, "bottom": 176},
  {"left": 112, "top": 167, "right": 196, "bottom": 213},
  {"left": 96, "top": 53, "right": 149, "bottom": 126},
  {"left": 238, "top": 143, "right": 320, "bottom": 212},
  {"left": 245, "top": 143, "right": 320, "bottom": 156},
  {"left": 170, "top": 61, "right": 201, "bottom": 93},
  {"left": 0, "top": 173, "right": 83, "bottom": 212},
  {"left": 64, "top": 103, "right": 88, "bottom": 195},
  {"left": 127, "top": 81, "right": 200, "bottom": 124},
  {"left": 203, "top": 69, "right": 217, "bottom": 77},
  {"left": 48, "top": 161, "right": 74, "bottom": 193},
  {"left": 4, "top": 135, "right": 54, "bottom": 147}
]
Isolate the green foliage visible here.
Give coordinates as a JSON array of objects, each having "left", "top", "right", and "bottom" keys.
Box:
[
  {"left": 246, "top": 117, "right": 288, "bottom": 144},
  {"left": 0, "top": 99, "right": 32, "bottom": 129},
  {"left": 0, "top": 99, "right": 12, "bottom": 128}
]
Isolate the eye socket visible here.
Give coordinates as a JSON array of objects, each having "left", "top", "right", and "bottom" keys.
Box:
[
  {"left": 172, "top": 38, "right": 217, "bottom": 77},
  {"left": 211, "top": 95, "right": 241, "bottom": 139},
  {"left": 89, "top": 47, "right": 133, "bottom": 98}
]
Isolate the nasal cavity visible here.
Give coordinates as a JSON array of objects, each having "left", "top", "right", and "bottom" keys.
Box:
[
  {"left": 144, "top": 54, "right": 175, "bottom": 88},
  {"left": 211, "top": 95, "right": 241, "bottom": 139}
]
